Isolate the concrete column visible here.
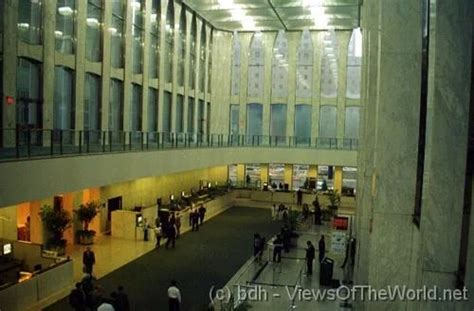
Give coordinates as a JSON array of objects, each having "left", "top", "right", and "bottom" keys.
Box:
[
  {"left": 284, "top": 164, "right": 293, "bottom": 190},
  {"left": 417, "top": 0, "right": 473, "bottom": 310},
  {"left": 2, "top": 0, "right": 19, "bottom": 146},
  {"left": 100, "top": 0, "right": 111, "bottom": 132},
  {"left": 202, "top": 25, "right": 211, "bottom": 136},
  {"left": 42, "top": 0, "right": 56, "bottom": 142},
  {"left": 236, "top": 164, "right": 245, "bottom": 185},
  {"left": 260, "top": 164, "right": 269, "bottom": 184},
  {"left": 333, "top": 166, "right": 343, "bottom": 194},
  {"left": 170, "top": 4, "right": 181, "bottom": 133},
  {"left": 123, "top": 0, "right": 134, "bottom": 134},
  {"left": 141, "top": 0, "right": 152, "bottom": 136},
  {"left": 182, "top": 10, "right": 192, "bottom": 133},
  {"left": 261, "top": 32, "right": 275, "bottom": 138},
  {"left": 75, "top": 0, "right": 87, "bottom": 141},
  {"left": 157, "top": 0, "right": 167, "bottom": 132}
]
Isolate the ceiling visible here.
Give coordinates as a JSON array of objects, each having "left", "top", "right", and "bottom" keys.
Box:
[{"left": 182, "top": 0, "right": 360, "bottom": 32}]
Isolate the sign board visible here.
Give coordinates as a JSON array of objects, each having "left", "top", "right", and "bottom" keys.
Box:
[{"left": 331, "top": 231, "right": 347, "bottom": 254}]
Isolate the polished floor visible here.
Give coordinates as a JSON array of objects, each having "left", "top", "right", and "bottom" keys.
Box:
[{"left": 44, "top": 207, "right": 281, "bottom": 311}]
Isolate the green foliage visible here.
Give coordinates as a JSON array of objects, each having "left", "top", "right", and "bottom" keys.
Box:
[
  {"left": 39, "top": 204, "right": 71, "bottom": 246},
  {"left": 328, "top": 190, "right": 341, "bottom": 208},
  {"left": 75, "top": 201, "right": 100, "bottom": 231}
]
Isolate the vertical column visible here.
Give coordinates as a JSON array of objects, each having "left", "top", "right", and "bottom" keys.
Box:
[
  {"left": 308, "top": 165, "right": 318, "bottom": 186},
  {"left": 284, "top": 164, "right": 293, "bottom": 190},
  {"left": 157, "top": 0, "right": 166, "bottom": 132},
  {"left": 192, "top": 19, "right": 201, "bottom": 136},
  {"left": 2, "top": 1, "right": 19, "bottom": 146},
  {"left": 333, "top": 166, "right": 343, "bottom": 194},
  {"left": 260, "top": 164, "right": 269, "bottom": 185},
  {"left": 202, "top": 25, "right": 210, "bottom": 136},
  {"left": 123, "top": 0, "right": 134, "bottom": 135},
  {"left": 238, "top": 34, "right": 251, "bottom": 136},
  {"left": 261, "top": 32, "right": 274, "bottom": 139},
  {"left": 42, "top": 0, "right": 57, "bottom": 144},
  {"left": 100, "top": 0, "right": 112, "bottom": 132},
  {"left": 236, "top": 164, "right": 245, "bottom": 185},
  {"left": 311, "top": 32, "right": 323, "bottom": 139},
  {"left": 182, "top": 10, "right": 192, "bottom": 133},
  {"left": 141, "top": 0, "right": 152, "bottom": 137},
  {"left": 418, "top": 0, "right": 473, "bottom": 310},
  {"left": 75, "top": 0, "right": 87, "bottom": 142},
  {"left": 170, "top": 4, "right": 181, "bottom": 133},
  {"left": 286, "top": 33, "right": 297, "bottom": 138}
]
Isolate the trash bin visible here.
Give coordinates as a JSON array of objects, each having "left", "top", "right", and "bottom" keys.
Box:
[{"left": 320, "top": 257, "right": 334, "bottom": 286}]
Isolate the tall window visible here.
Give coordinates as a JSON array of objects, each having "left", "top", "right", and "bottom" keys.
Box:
[
  {"left": 208, "top": 30, "right": 213, "bottom": 93},
  {"left": 248, "top": 32, "right": 264, "bottom": 97},
  {"left": 342, "top": 167, "right": 357, "bottom": 194},
  {"left": 18, "top": 0, "right": 42, "bottom": 44},
  {"left": 321, "top": 30, "right": 338, "bottom": 98},
  {"left": 294, "top": 104, "right": 312, "bottom": 144},
  {"left": 206, "top": 102, "right": 211, "bottom": 134},
  {"left": 131, "top": 0, "right": 145, "bottom": 74},
  {"left": 164, "top": 1, "right": 174, "bottom": 83},
  {"left": 231, "top": 32, "right": 241, "bottom": 96},
  {"left": 189, "top": 16, "right": 196, "bottom": 88},
  {"left": 84, "top": 73, "right": 101, "bottom": 137},
  {"left": 53, "top": 66, "right": 74, "bottom": 131},
  {"left": 270, "top": 104, "right": 287, "bottom": 143},
  {"left": 86, "top": 0, "right": 102, "bottom": 62},
  {"left": 271, "top": 31, "right": 288, "bottom": 98},
  {"left": 16, "top": 58, "right": 42, "bottom": 132},
  {"left": 131, "top": 83, "right": 142, "bottom": 133},
  {"left": 162, "top": 91, "right": 172, "bottom": 132},
  {"left": 177, "top": 8, "right": 186, "bottom": 86},
  {"left": 56, "top": 0, "right": 76, "bottom": 54},
  {"left": 319, "top": 106, "right": 337, "bottom": 147},
  {"left": 346, "top": 28, "right": 362, "bottom": 99},
  {"left": 198, "top": 99, "right": 204, "bottom": 134},
  {"left": 188, "top": 97, "right": 195, "bottom": 133},
  {"left": 344, "top": 106, "right": 360, "bottom": 148},
  {"left": 228, "top": 164, "right": 238, "bottom": 186},
  {"left": 229, "top": 104, "right": 239, "bottom": 136},
  {"left": 246, "top": 103, "right": 263, "bottom": 143},
  {"left": 148, "top": 0, "right": 160, "bottom": 79},
  {"left": 269, "top": 163, "right": 285, "bottom": 187},
  {"left": 109, "top": 79, "right": 124, "bottom": 131},
  {"left": 110, "top": 0, "right": 124, "bottom": 68},
  {"left": 176, "top": 95, "right": 184, "bottom": 132},
  {"left": 297, "top": 29, "right": 313, "bottom": 98},
  {"left": 148, "top": 88, "right": 158, "bottom": 133},
  {"left": 245, "top": 164, "right": 261, "bottom": 187},
  {"left": 199, "top": 25, "right": 206, "bottom": 92}
]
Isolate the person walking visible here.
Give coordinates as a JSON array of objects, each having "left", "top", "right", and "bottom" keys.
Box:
[
  {"left": 318, "top": 235, "right": 326, "bottom": 263},
  {"left": 143, "top": 218, "right": 149, "bottom": 241},
  {"left": 191, "top": 209, "right": 200, "bottom": 231},
  {"left": 82, "top": 247, "right": 96, "bottom": 275},
  {"left": 155, "top": 223, "right": 163, "bottom": 248},
  {"left": 198, "top": 204, "right": 207, "bottom": 225},
  {"left": 272, "top": 235, "right": 283, "bottom": 263},
  {"left": 168, "top": 280, "right": 181, "bottom": 311},
  {"left": 253, "top": 233, "right": 264, "bottom": 262},
  {"left": 165, "top": 223, "right": 176, "bottom": 249},
  {"left": 271, "top": 204, "right": 277, "bottom": 221},
  {"left": 175, "top": 212, "right": 182, "bottom": 238},
  {"left": 297, "top": 188, "right": 303, "bottom": 206},
  {"left": 305, "top": 241, "right": 315, "bottom": 276}
]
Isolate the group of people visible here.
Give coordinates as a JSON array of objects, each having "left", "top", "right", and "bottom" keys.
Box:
[
  {"left": 271, "top": 203, "right": 290, "bottom": 221},
  {"left": 305, "top": 235, "right": 326, "bottom": 276},
  {"left": 189, "top": 204, "right": 206, "bottom": 231}
]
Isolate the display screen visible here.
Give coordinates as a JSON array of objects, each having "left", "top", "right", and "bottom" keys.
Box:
[{"left": 3, "top": 243, "right": 12, "bottom": 255}]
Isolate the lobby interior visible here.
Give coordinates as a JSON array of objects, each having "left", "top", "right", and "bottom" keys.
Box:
[{"left": 0, "top": 0, "right": 473, "bottom": 310}]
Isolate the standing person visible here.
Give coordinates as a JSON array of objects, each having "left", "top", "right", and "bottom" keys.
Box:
[
  {"left": 297, "top": 188, "right": 303, "bottom": 206},
  {"left": 175, "top": 212, "right": 181, "bottom": 238},
  {"left": 165, "top": 223, "right": 176, "bottom": 249},
  {"left": 272, "top": 235, "right": 283, "bottom": 263},
  {"left": 305, "top": 241, "right": 315, "bottom": 276},
  {"left": 154, "top": 223, "right": 163, "bottom": 248},
  {"left": 69, "top": 282, "right": 86, "bottom": 311},
  {"left": 271, "top": 204, "right": 277, "bottom": 221},
  {"left": 143, "top": 218, "right": 149, "bottom": 241},
  {"left": 253, "top": 233, "right": 263, "bottom": 262},
  {"left": 168, "top": 280, "right": 181, "bottom": 311},
  {"left": 191, "top": 209, "right": 199, "bottom": 231},
  {"left": 83, "top": 246, "right": 96, "bottom": 275},
  {"left": 198, "top": 204, "right": 206, "bottom": 225},
  {"left": 115, "top": 285, "right": 130, "bottom": 311},
  {"left": 246, "top": 174, "right": 251, "bottom": 187},
  {"left": 188, "top": 208, "right": 193, "bottom": 226},
  {"left": 318, "top": 235, "right": 326, "bottom": 263}
]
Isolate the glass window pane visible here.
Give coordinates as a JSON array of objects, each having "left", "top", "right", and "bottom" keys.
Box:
[
  {"left": 86, "top": 0, "right": 102, "bottom": 62},
  {"left": 246, "top": 103, "right": 263, "bottom": 140},
  {"left": 109, "top": 79, "right": 123, "bottom": 131},
  {"left": 270, "top": 104, "right": 287, "bottom": 140},
  {"left": 294, "top": 104, "right": 312, "bottom": 144},
  {"left": 231, "top": 32, "right": 241, "bottom": 96},
  {"left": 162, "top": 91, "right": 172, "bottom": 132},
  {"left": 342, "top": 166, "right": 357, "bottom": 194},
  {"left": 131, "top": 84, "right": 142, "bottom": 131},
  {"left": 54, "top": 66, "right": 74, "bottom": 130},
  {"left": 228, "top": 164, "right": 238, "bottom": 186},
  {"left": 208, "top": 30, "right": 213, "bottom": 93},
  {"left": 272, "top": 31, "right": 288, "bottom": 98},
  {"left": 149, "top": 0, "right": 160, "bottom": 79},
  {"left": 319, "top": 106, "right": 337, "bottom": 138},
  {"left": 248, "top": 32, "right": 264, "bottom": 97},
  {"left": 296, "top": 30, "right": 313, "bottom": 98},
  {"left": 56, "top": 0, "right": 75, "bottom": 53},
  {"left": 84, "top": 73, "right": 101, "bottom": 132},
  {"left": 18, "top": 0, "right": 42, "bottom": 44},
  {"left": 245, "top": 164, "right": 261, "bottom": 188},
  {"left": 198, "top": 99, "right": 204, "bottom": 134},
  {"left": 188, "top": 97, "right": 195, "bottom": 133},
  {"left": 269, "top": 163, "right": 285, "bottom": 188},
  {"left": 229, "top": 104, "right": 239, "bottom": 135},
  {"left": 199, "top": 26, "right": 206, "bottom": 92},
  {"left": 189, "top": 16, "right": 196, "bottom": 88},
  {"left": 16, "top": 58, "right": 42, "bottom": 130},
  {"left": 131, "top": 0, "right": 145, "bottom": 74},
  {"left": 346, "top": 28, "right": 362, "bottom": 99},
  {"left": 164, "top": 1, "right": 174, "bottom": 83},
  {"left": 178, "top": 9, "right": 186, "bottom": 86},
  {"left": 321, "top": 30, "right": 339, "bottom": 98},
  {"left": 344, "top": 106, "right": 360, "bottom": 139},
  {"left": 176, "top": 95, "right": 184, "bottom": 132},
  {"left": 110, "top": 0, "right": 124, "bottom": 68},
  {"left": 148, "top": 88, "right": 158, "bottom": 132}
]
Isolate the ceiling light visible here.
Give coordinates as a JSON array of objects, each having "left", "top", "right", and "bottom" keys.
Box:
[
  {"left": 54, "top": 30, "right": 63, "bottom": 37},
  {"left": 58, "top": 6, "right": 73, "bottom": 16},
  {"left": 86, "top": 18, "right": 100, "bottom": 28},
  {"left": 151, "top": 13, "right": 157, "bottom": 23},
  {"left": 18, "top": 23, "right": 30, "bottom": 29},
  {"left": 131, "top": 1, "right": 141, "bottom": 10},
  {"left": 108, "top": 27, "right": 117, "bottom": 35},
  {"left": 218, "top": 0, "right": 234, "bottom": 10}
]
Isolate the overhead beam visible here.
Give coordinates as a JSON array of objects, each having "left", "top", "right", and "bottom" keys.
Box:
[{"left": 267, "top": 0, "right": 288, "bottom": 31}]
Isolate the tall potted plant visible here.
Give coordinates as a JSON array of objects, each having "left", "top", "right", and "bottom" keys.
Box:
[
  {"left": 75, "top": 201, "right": 100, "bottom": 245},
  {"left": 328, "top": 190, "right": 341, "bottom": 216},
  {"left": 39, "top": 204, "right": 71, "bottom": 255}
]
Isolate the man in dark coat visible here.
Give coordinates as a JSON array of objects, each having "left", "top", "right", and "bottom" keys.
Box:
[
  {"left": 82, "top": 247, "right": 96, "bottom": 274},
  {"left": 305, "top": 241, "right": 316, "bottom": 276},
  {"left": 198, "top": 204, "right": 207, "bottom": 225},
  {"left": 318, "top": 235, "right": 326, "bottom": 263}
]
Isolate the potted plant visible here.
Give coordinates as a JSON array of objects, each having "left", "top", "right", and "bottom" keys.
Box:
[
  {"left": 75, "top": 201, "right": 100, "bottom": 245},
  {"left": 39, "top": 204, "right": 71, "bottom": 255},
  {"left": 328, "top": 190, "right": 341, "bottom": 216}
]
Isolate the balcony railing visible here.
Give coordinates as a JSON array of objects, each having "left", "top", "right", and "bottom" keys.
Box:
[{"left": 0, "top": 128, "right": 358, "bottom": 161}]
